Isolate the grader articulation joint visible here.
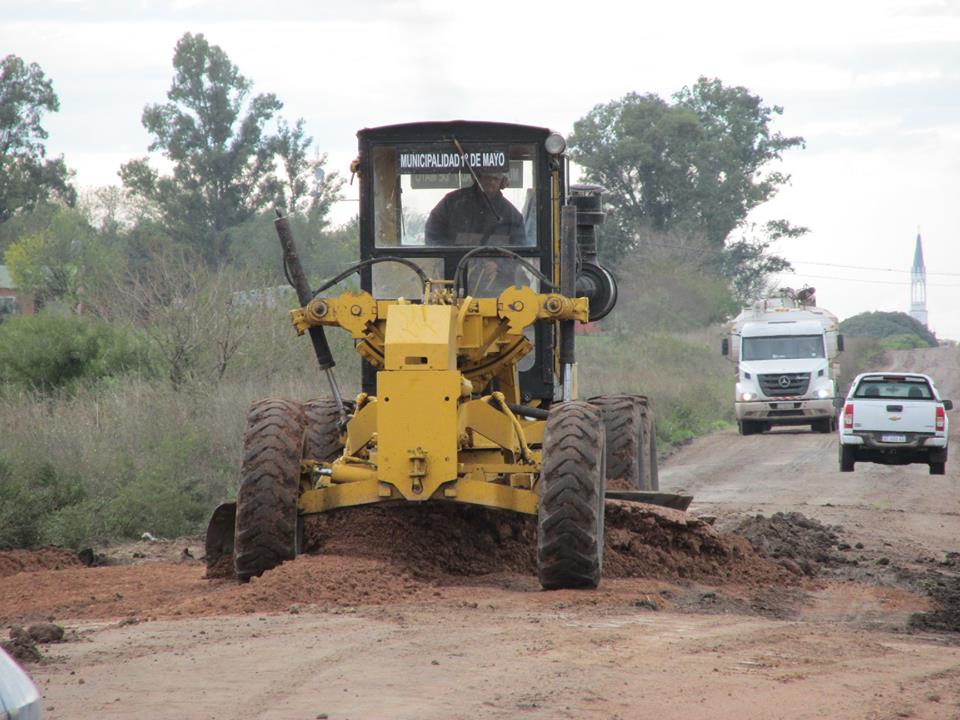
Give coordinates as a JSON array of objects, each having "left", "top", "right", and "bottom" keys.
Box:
[{"left": 205, "top": 121, "right": 690, "bottom": 589}]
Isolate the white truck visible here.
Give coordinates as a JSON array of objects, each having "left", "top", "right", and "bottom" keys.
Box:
[
  {"left": 839, "top": 372, "right": 951, "bottom": 474},
  {"left": 722, "top": 288, "right": 844, "bottom": 435}
]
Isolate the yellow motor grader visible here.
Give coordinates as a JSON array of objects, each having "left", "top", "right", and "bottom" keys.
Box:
[{"left": 206, "top": 121, "right": 689, "bottom": 589}]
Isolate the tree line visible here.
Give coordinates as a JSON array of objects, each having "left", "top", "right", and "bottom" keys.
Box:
[{"left": 1, "top": 32, "right": 807, "bottom": 338}]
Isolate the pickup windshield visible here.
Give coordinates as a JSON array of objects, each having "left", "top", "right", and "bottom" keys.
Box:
[
  {"left": 741, "top": 334, "right": 824, "bottom": 361},
  {"left": 854, "top": 377, "right": 934, "bottom": 400}
]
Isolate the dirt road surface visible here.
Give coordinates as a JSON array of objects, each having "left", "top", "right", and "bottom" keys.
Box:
[{"left": 4, "top": 347, "right": 960, "bottom": 719}]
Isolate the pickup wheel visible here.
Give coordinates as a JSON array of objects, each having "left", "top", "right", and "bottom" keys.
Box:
[
  {"left": 930, "top": 462, "right": 946, "bottom": 475},
  {"left": 839, "top": 445, "right": 856, "bottom": 473}
]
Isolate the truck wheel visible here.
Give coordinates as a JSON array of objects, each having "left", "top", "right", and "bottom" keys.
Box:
[
  {"left": 537, "top": 401, "right": 606, "bottom": 590},
  {"left": 930, "top": 462, "right": 946, "bottom": 475},
  {"left": 234, "top": 398, "right": 307, "bottom": 582},
  {"left": 839, "top": 445, "right": 856, "bottom": 473},
  {"left": 739, "top": 420, "right": 758, "bottom": 436},
  {"left": 303, "top": 398, "right": 354, "bottom": 462},
  {"left": 812, "top": 418, "right": 832, "bottom": 434},
  {"left": 588, "top": 395, "right": 650, "bottom": 490}
]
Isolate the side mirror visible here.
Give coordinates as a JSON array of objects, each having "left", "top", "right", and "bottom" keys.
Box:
[
  {"left": 833, "top": 397, "right": 845, "bottom": 410},
  {"left": 721, "top": 338, "right": 729, "bottom": 356},
  {"left": 837, "top": 334, "right": 845, "bottom": 352},
  {"left": 943, "top": 400, "right": 953, "bottom": 411}
]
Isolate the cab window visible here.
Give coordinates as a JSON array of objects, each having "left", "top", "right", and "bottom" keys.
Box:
[
  {"left": 854, "top": 377, "right": 933, "bottom": 399},
  {"left": 372, "top": 143, "right": 537, "bottom": 248}
]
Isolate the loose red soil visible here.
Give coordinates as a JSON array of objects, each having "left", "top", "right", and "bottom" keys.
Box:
[{"left": 2, "top": 501, "right": 793, "bottom": 625}]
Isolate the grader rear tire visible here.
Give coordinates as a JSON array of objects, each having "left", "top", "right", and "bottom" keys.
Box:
[
  {"left": 234, "top": 398, "right": 307, "bottom": 582},
  {"left": 647, "top": 419, "right": 660, "bottom": 491},
  {"left": 588, "top": 394, "right": 650, "bottom": 491},
  {"left": 303, "top": 398, "right": 354, "bottom": 462},
  {"left": 537, "top": 401, "right": 606, "bottom": 590}
]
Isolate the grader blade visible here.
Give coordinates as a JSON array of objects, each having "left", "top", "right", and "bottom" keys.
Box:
[
  {"left": 204, "top": 502, "right": 237, "bottom": 574},
  {"left": 604, "top": 490, "right": 693, "bottom": 512}
]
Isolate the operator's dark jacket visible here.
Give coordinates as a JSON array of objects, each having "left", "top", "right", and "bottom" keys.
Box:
[{"left": 424, "top": 184, "right": 526, "bottom": 246}]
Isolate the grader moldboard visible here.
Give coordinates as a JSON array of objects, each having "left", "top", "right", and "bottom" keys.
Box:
[{"left": 205, "top": 121, "right": 691, "bottom": 589}]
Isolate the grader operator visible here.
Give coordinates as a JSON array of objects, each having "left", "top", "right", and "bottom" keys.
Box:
[{"left": 205, "top": 121, "right": 688, "bottom": 590}]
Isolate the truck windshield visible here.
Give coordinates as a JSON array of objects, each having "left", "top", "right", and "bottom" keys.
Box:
[
  {"left": 854, "top": 378, "right": 934, "bottom": 400},
  {"left": 742, "top": 335, "right": 824, "bottom": 361}
]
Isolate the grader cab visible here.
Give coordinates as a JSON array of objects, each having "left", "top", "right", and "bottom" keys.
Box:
[{"left": 205, "top": 121, "right": 689, "bottom": 589}]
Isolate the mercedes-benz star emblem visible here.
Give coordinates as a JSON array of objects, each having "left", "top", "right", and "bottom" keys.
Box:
[{"left": 778, "top": 375, "right": 791, "bottom": 388}]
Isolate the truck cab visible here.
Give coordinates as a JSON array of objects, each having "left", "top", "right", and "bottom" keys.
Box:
[{"left": 722, "top": 290, "right": 843, "bottom": 435}]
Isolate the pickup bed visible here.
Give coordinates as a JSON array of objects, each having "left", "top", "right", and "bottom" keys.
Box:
[{"left": 838, "top": 372, "right": 951, "bottom": 474}]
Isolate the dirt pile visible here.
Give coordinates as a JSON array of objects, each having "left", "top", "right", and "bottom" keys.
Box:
[
  {"left": 730, "top": 511, "right": 849, "bottom": 576},
  {"left": 603, "top": 502, "right": 792, "bottom": 585},
  {"left": 1, "top": 623, "right": 65, "bottom": 664},
  {"left": 0, "top": 547, "right": 82, "bottom": 577},
  {"left": 909, "top": 573, "right": 960, "bottom": 633},
  {"left": 304, "top": 504, "right": 537, "bottom": 577},
  {"left": 1, "top": 502, "right": 793, "bottom": 623},
  {"left": 305, "top": 500, "right": 793, "bottom": 586}
]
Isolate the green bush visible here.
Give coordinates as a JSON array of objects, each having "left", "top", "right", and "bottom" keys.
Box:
[
  {"left": 880, "top": 333, "right": 930, "bottom": 351},
  {"left": 0, "top": 313, "right": 152, "bottom": 392},
  {"left": 0, "top": 455, "right": 86, "bottom": 549},
  {"left": 578, "top": 328, "right": 732, "bottom": 447}
]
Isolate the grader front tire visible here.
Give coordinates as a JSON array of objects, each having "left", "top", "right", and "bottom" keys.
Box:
[
  {"left": 234, "top": 399, "right": 307, "bottom": 582},
  {"left": 537, "top": 401, "right": 606, "bottom": 590}
]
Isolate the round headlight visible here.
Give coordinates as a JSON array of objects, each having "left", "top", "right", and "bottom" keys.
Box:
[
  {"left": 817, "top": 388, "right": 831, "bottom": 399},
  {"left": 544, "top": 132, "right": 566, "bottom": 155},
  {"left": 740, "top": 392, "right": 754, "bottom": 402}
]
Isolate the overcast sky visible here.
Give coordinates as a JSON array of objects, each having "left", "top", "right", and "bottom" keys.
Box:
[{"left": 3, "top": 0, "right": 960, "bottom": 337}]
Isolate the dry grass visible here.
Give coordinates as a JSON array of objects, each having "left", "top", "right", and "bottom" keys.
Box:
[{"left": 0, "top": 306, "right": 731, "bottom": 548}]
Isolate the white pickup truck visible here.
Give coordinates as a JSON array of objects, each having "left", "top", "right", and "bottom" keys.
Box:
[{"left": 838, "top": 372, "right": 952, "bottom": 474}]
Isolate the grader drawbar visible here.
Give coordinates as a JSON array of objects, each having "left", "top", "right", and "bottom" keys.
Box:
[{"left": 205, "top": 122, "right": 691, "bottom": 589}]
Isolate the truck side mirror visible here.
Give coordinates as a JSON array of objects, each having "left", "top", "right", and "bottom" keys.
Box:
[
  {"left": 721, "top": 338, "right": 729, "bottom": 356},
  {"left": 833, "top": 397, "right": 845, "bottom": 410},
  {"left": 944, "top": 400, "right": 953, "bottom": 411},
  {"left": 837, "top": 334, "right": 845, "bottom": 352}
]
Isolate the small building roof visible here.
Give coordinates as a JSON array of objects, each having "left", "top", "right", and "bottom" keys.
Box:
[{"left": 0, "top": 265, "right": 15, "bottom": 290}]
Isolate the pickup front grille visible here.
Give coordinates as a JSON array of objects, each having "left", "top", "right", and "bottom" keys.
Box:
[{"left": 759, "top": 372, "right": 810, "bottom": 397}]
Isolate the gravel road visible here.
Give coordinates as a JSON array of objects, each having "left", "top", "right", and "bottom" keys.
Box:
[{"left": 6, "top": 347, "right": 960, "bottom": 719}]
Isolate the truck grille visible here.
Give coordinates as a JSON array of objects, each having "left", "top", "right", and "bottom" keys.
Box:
[{"left": 759, "top": 373, "right": 810, "bottom": 397}]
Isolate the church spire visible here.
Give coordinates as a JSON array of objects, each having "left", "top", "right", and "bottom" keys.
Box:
[{"left": 910, "top": 232, "right": 928, "bottom": 327}]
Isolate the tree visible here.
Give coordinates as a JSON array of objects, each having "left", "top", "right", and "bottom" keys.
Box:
[
  {"left": 3, "top": 207, "right": 110, "bottom": 308},
  {"left": 570, "top": 78, "right": 804, "bottom": 260},
  {"left": 120, "top": 33, "right": 283, "bottom": 266},
  {"left": 721, "top": 219, "right": 806, "bottom": 304},
  {"left": 0, "top": 54, "right": 75, "bottom": 222},
  {"left": 272, "top": 118, "right": 343, "bottom": 222},
  {"left": 840, "top": 311, "right": 937, "bottom": 348},
  {"left": 108, "top": 248, "right": 256, "bottom": 388}
]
